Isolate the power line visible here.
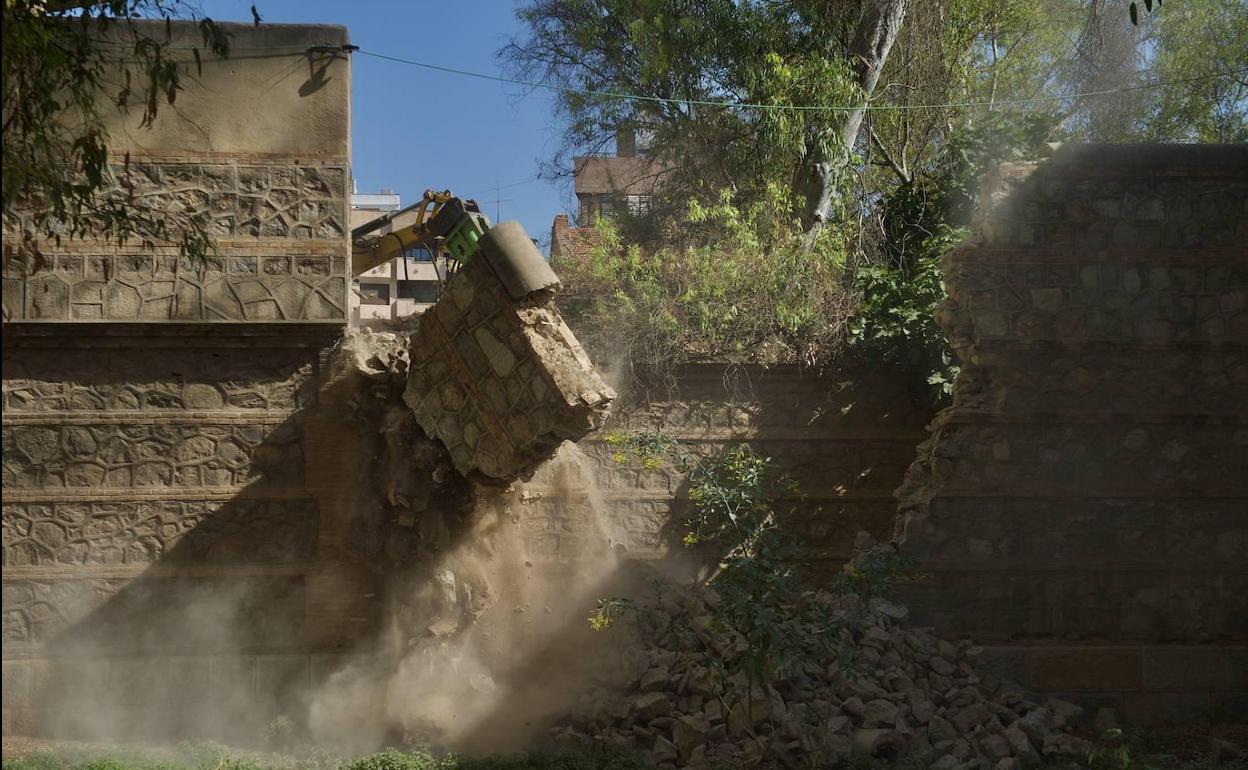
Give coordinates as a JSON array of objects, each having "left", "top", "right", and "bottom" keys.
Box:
[
  {"left": 358, "top": 48, "right": 1244, "bottom": 114},
  {"left": 460, "top": 176, "right": 543, "bottom": 198},
  {"left": 84, "top": 36, "right": 1245, "bottom": 114}
]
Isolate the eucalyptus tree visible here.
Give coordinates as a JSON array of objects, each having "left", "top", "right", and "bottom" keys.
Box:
[{"left": 3, "top": 1, "right": 231, "bottom": 266}]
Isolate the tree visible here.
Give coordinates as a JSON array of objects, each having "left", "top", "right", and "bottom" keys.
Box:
[
  {"left": 502, "top": 1, "right": 909, "bottom": 245},
  {"left": 796, "top": 0, "right": 906, "bottom": 248},
  {"left": 506, "top": 0, "right": 1245, "bottom": 231},
  {"left": 509, "top": 0, "right": 1246, "bottom": 384},
  {"left": 2, "top": 1, "right": 230, "bottom": 268}
]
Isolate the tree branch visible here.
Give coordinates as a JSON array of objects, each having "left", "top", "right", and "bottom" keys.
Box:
[{"left": 869, "top": 124, "right": 910, "bottom": 184}]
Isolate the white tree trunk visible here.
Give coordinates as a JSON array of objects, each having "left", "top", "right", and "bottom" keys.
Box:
[{"left": 801, "top": 0, "right": 907, "bottom": 249}]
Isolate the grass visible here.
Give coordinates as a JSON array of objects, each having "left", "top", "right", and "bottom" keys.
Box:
[
  {"left": 4, "top": 728, "right": 1246, "bottom": 770},
  {"left": 1, "top": 743, "right": 649, "bottom": 770}
]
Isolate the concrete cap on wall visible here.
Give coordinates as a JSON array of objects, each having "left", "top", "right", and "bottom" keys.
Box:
[{"left": 480, "top": 221, "right": 561, "bottom": 302}]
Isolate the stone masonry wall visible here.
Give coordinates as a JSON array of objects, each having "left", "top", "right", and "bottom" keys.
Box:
[
  {"left": 517, "top": 364, "right": 934, "bottom": 569},
  {"left": 1, "top": 22, "right": 364, "bottom": 740},
  {"left": 895, "top": 144, "right": 1248, "bottom": 724},
  {"left": 403, "top": 255, "right": 615, "bottom": 484}
]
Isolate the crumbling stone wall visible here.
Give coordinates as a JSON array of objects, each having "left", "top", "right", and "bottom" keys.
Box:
[
  {"left": 895, "top": 144, "right": 1248, "bottom": 723},
  {"left": 1, "top": 22, "right": 364, "bottom": 739},
  {"left": 404, "top": 253, "right": 615, "bottom": 484},
  {"left": 518, "top": 364, "right": 934, "bottom": 567}
]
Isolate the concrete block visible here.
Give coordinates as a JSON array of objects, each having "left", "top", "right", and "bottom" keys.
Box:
[{"left": 403, "top": 255, "right": 615, "bottom": 483}]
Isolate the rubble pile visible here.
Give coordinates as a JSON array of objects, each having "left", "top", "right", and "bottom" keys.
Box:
[{"left": 552, "top": 570, "right": 1092, "bottom": 769}]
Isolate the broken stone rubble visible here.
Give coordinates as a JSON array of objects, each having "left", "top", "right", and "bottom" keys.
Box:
[
  {"left": 401, "top": 246, "right": 615, "bottom": 485},
  {"left": 549, "top": 541, "right": 1093, "bottom": 769}
]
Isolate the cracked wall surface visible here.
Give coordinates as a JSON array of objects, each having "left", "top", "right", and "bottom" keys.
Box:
[{"left": 894, "top": 144, "right": 1248, "bottom": 723}]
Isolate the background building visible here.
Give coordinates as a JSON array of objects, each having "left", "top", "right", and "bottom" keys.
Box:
[
  {"left": 552, "top": 128, "right": 661, "bottom": 262},
  {"left": 350, "top": 187, "right": 447, "bottom": 328},
  {"left": 571, "top": 128, "right": 659, "bottom": 221}
]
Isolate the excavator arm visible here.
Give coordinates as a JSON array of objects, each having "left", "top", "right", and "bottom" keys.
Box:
[
  {"left": 351, "top": 189, "right": 491, "bottom": 277},
  {"left": 350, "top": 187, "right": 561, "bottom": 303}
]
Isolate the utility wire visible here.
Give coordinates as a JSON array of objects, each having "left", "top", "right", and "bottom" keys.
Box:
[
  {"left": 86, "top": 38, "right": 1244, "bottom": 113},
  {"left": 358, "top": 48, "right": 1244, "bottom": 113},
  {"left": 460, "top": 176, "right": 543, "bottom": 198}
]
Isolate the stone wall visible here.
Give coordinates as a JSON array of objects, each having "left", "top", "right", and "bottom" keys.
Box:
[
  {"left": 403, "top": 252, "right": 615, "bottom": 484},
  {"left": 1, "top": 22, "right": 364, "bottom": 739},
  {"left": 518, "top": 364, "right": 934, "bottom": 568},
  {"left": 895, "top": 144, "right": 1248, "bottom": 723}
]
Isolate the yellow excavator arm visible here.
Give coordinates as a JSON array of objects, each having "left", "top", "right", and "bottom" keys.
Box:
[
  {"left": 350, "top": 189, "right": 489, "bottom": 277},
  {"left": 349, "top": 187, "right": 560, "bottom": 305}
]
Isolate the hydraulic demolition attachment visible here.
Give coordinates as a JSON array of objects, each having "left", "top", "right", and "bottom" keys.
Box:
[
  {"left": 351, "top": 189, "right": 492, "bottom": 279},
  {"left": 351, "top": 188, "right": 559, "bottom": 301}
]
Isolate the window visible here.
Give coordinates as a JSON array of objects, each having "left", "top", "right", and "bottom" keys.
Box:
[
  {"left": 626, "top": 194, "right": 651, "bottom": 215},
  {"left": 358, "top": 282, "right": 390, "bottom": 305},
  {"left": 397, "top": 280, "right": 441, "bottom": 303},
  {"left": 404, "top": 247, "right": 434, "bottom": 262}
]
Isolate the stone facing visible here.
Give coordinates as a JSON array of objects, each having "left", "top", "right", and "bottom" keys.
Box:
[
  {"left": 0, "top": 21, "right": 355, "bottom": 739},
  {"left": 2, "top": 421, "right": 306, "bottom": 490},
  {"left": 2, "top": 161, "right": 349, "bottom": 323},
  {"left": 895, "top": 144, "right": 1248, "bottom": 721},
  {"left": 516, "top": 363, "right": 933, "bottom": 565},
  {"left": 2, "top": 575, "right": 306, "bottom": 650},
  {"left": 403, "top": 255, "right": 616, "bottom": 483},
  {"left": 3, "top": 345, "right": 314, "bottom": 413},
  {"left": 2, "top": 498, "right": 318, "bottom": 568}
]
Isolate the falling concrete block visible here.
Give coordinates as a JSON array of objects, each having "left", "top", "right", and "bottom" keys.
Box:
[{"left": 402, "top": 226, "right": 615, "bottom": 484}]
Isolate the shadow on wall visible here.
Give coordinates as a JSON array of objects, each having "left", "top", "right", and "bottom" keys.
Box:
[
  {"left": 4, "top": 343, "right": 936, "bottom": 749},
  {"left": 3, "top": 335, "right": 390, "bottom": 746}
]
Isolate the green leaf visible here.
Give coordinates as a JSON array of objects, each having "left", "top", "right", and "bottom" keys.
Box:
[{"left": 1129, "top": 2, "right": 1139, "bottom": 25}]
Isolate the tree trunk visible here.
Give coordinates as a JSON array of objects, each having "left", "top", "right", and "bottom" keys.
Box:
[{"left": 799, "top": 0, "right": 907, "bottom": 250}]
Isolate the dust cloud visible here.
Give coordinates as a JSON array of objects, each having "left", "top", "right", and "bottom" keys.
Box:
[{"left": 307, "top": 442, "right": 642, "bottom": 756}]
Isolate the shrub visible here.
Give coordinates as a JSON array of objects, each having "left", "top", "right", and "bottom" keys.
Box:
[
  {"left": 341, "top": 748, "right": 447, "bottom": 770},
  {"left": 555, "top": 184, "right": 854, "bottom": 378}
]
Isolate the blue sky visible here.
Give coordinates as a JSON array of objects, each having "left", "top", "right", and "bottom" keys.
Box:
[{"left": 202, "top": 1, "right": 571, "bottom": 249}]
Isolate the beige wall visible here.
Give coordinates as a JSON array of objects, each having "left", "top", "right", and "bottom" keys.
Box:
[
  {"left": 2, "top": 21, "right": 352, "bottom": 325},
  {"left": 100, "top": 21, "right": 350, "bottom": 158},
  {"left": 2, "top": 21, "right": 362, "bottom": 740}
]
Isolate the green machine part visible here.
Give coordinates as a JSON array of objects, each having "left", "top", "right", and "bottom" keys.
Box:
[{"left": 442, "top": 211, "right": 492, "bottom": 262}]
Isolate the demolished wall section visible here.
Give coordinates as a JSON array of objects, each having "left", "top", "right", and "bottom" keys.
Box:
[
  {"left": 403, "top": 254, "right": 615, "bottom": 484},
  {"left": 895, "top": 144, "right": 1248, "bottom": 723}
]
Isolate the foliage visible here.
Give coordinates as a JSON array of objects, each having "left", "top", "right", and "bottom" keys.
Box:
[
  {"left": 341, "top": 748, "right": 449, "bottom": 770},
  {"left": 599, "top": 433, "right": 918, "bottom": 689},
  {"left": 555, "top": 184, "right": 854, "bottom": 375},
  {"left": 849, "top": 110, "right": 1058, "bottom": 401},
  {"left": 503, "top": 0, "right": 865, "bottom": 223},
  {"left": 2, "top": 1, "right": 231, "bottom": 268},
  {"left": 849, "top": 240, "right": 959, "bottom": 401},
  {"left": 1088, "top": 729, "right": 1135, "bottom": 770},
  {"left": 1142, "top": 0, "right": 1248, "bottom": 143},
  {"left": 512, "top": 0, "right": 1246, "bottom": 388}
]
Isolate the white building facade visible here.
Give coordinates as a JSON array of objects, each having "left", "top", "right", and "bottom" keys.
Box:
[{"left": 349, "top": 188, "right": 447, "bottom": 329}]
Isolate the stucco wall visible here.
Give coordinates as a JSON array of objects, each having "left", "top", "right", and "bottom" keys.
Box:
[
  {"left": 1, "top": 22, "right": 364, "bottom": 739},
  {"left": 895, "top": 144, "right": 1248, "bottom": 723}
]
